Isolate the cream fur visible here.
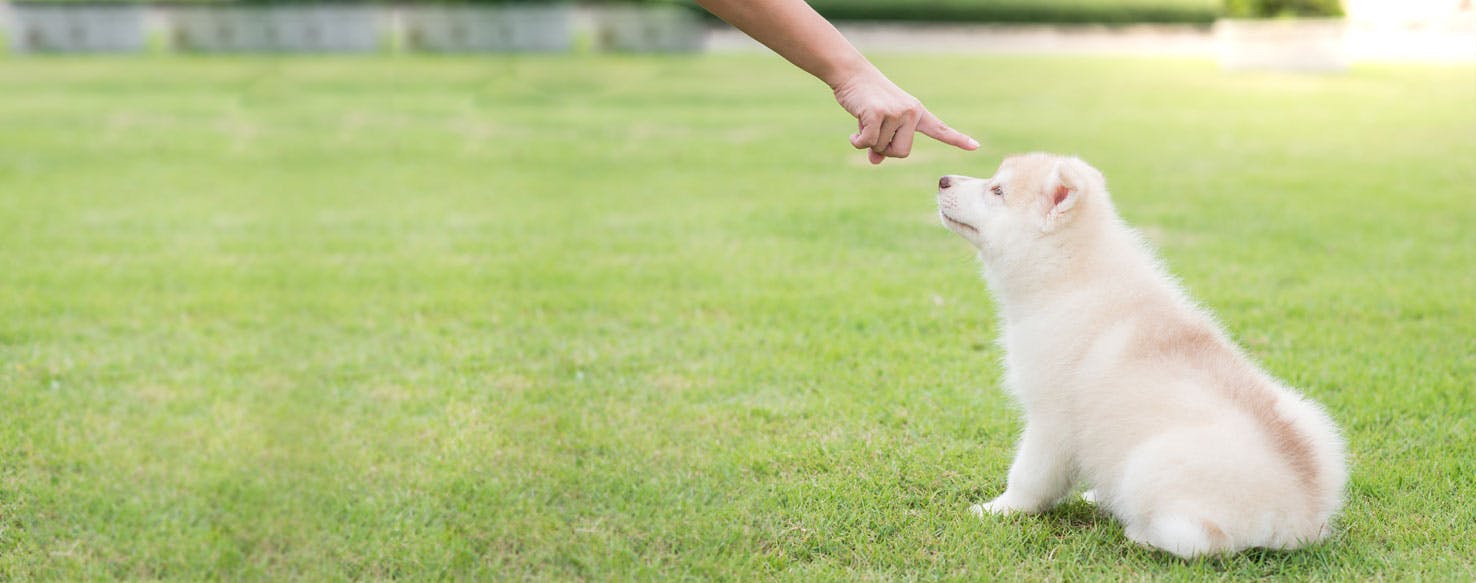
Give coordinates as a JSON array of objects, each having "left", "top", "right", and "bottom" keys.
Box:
[{"left": 938, "top": 153, "right": 1347, "bottom": 558}]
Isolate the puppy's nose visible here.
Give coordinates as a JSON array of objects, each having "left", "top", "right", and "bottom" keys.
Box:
[{"left": 939, "top": 176, "right": 952, "bottom": 190}]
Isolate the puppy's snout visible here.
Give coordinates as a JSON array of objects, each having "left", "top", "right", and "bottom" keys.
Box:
[{"left": 939, "top": 176, "right": 952, "bottom": 190}]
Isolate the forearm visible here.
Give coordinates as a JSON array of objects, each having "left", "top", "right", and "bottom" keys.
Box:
[
  {"left": 695, "top": 0, "right": 873, "bottom": 89},
  {"left": 696, "top": 0, "right": 978, "bottom": 162}
]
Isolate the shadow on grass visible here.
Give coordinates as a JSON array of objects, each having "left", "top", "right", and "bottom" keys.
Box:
[{"left": 1016, "top": 499, "right": 1353, "bottom": 574}]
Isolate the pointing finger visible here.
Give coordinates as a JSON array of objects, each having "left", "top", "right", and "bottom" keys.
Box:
[{"left": 918, "top": 111, "right": 979, "bottom": 151}]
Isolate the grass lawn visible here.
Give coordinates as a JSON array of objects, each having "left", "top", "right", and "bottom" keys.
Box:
[{"left": 1, "top": 54, "right": 1473, "bottom": 579}]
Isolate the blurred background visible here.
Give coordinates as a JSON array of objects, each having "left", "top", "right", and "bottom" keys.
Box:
[
  {"left": 2, "top": 0, "right": 1474, "bottom": 579},
  {"left": 1, "top": 0, "right": 1473, "bottom": 62}
]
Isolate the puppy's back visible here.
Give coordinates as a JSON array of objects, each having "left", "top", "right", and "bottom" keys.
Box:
[{"left": 1090, "top": 228, "right": 1347, "bottom": 555}]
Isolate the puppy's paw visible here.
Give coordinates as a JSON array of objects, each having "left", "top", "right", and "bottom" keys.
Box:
[
  {"left": 1081, "top": 489, "right": 1099, "bottom": 504},
  {"left": 971, "top": 497, "right": 1030, "bottom": 517}
]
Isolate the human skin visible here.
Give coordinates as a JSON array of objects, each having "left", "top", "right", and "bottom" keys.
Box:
[{"left": 695, "top": 0, "right": 980, "bottom": 164}]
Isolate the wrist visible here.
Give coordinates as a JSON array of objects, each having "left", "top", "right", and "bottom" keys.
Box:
[{"left": 822, "top": 52, "right": 875, "bottom": 92}]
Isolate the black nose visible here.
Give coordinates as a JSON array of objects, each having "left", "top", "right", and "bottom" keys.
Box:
[{"left": 939, "top": 176, "right": 952, "bottom": 189}]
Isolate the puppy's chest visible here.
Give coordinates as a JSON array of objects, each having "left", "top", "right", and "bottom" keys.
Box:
[
  {"left": 1000, "top": 329, "right": 1094, "bottom": 398},
  {"left": 999, "top": 312, "right": 1124, "bottom": 400}
]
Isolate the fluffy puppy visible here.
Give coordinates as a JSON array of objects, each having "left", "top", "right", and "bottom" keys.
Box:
[{"left": 937, "top": 153, "right": 1346, "bottom": 558}]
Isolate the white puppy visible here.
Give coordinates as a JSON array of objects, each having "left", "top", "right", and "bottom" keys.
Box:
[{"left": 937, "top": 153, "right": 1346, "bottom": 558}]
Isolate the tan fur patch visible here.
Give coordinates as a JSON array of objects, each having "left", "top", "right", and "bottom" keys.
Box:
[
  {"left": 1202, "top": 519, "right": 1229, "bottom": 546},
  {"left": 1139, "top": 317, "right": 1320, "bottom": 494}
]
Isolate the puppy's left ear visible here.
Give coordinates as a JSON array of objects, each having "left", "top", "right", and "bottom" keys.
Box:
[{"left": 1041, "top": 157, "right": 1100, "bottom": 232}]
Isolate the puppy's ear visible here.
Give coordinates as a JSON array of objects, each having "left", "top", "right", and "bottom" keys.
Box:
[{"left": 1041, "top": 157, "right": 1099, "bottom": 232}]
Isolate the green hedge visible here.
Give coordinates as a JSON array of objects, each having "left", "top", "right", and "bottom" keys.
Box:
[
  {"left": 9, "top": 0, "right": 1340, "bottom": 23},
  {"left": 803, "top": 0, "right": 1220, "bottom": 24},
  {"left": 1223, "top": 0, "right": 1342, "bottom": 18},
  {"left": 648, "top": 0, "right": 1221, "bottom": 24}
]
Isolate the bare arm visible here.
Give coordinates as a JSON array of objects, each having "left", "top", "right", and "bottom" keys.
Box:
[{"left": 695, "top": 0, "right": 978, "bottom": 164}]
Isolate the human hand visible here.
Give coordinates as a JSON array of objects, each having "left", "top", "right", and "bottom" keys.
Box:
[{"left": 830, "top": 66, "right": 979, "bottom": 164}]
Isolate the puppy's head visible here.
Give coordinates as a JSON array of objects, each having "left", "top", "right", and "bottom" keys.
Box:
[{"left": 936, "top": 153, "right": 1106, "bottom": 258}]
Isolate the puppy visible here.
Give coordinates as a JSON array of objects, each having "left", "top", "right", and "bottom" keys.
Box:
[{"left": 937, "top": 153, "right": 1346, "bottom": 558}]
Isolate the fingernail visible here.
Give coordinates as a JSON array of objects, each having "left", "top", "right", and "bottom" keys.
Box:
[{"left": 966, "top": 138, "right": 980, "bottom": 149}]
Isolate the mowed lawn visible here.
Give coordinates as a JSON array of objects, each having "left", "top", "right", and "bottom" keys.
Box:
[{"left": 1, "top": 55, "right": 1473, "bottom": 579}]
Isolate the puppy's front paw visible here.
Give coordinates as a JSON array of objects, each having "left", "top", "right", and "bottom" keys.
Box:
[{"left": 971, "top": 497, "right": 1029, "bottom": 517}]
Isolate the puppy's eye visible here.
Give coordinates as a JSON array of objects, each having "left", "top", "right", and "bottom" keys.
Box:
[{"left": 991, "top": 185, "right": 1005, "bottom": 197}]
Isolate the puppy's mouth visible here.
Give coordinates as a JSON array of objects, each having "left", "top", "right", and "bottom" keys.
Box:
[{"left": 940, "top": 212, "right": 979, "bottom": 236}]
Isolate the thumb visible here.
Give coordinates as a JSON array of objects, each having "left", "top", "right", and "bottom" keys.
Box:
[{"left": 918, "top": 111, "right": 979, "bottom": 151}]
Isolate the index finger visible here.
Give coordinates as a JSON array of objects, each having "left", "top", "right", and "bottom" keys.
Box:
[{"left": 918, "top": 111, "right": 979, "bottom": 151}]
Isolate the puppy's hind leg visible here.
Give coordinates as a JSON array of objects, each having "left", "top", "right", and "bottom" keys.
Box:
[
  {"left": 1125, "top": 514, "right": 1230, "bottom": 559},
  {"left": 1117, "top": 428, "right": 1242, "bottom": 558},
  {"left": 972, "top": 422, "right": 1074, "bottom": 517}
]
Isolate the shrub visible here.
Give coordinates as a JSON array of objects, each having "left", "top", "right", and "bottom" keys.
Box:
[
  {"left": 1223, "top": 0, "right": 1343, "bottom": 18},
  {"left": 801, "top": 0, "right": 1220, "bottom": 25}
]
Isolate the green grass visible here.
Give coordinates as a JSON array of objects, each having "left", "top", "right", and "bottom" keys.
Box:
[{"left": 1, "top": 55, "right": 1473, "bottom": 579}]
